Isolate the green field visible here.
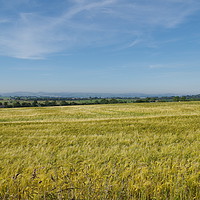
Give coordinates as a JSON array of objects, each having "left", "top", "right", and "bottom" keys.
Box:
[{"left": 0, "top": 102, "right": 200, "bottom": 199}]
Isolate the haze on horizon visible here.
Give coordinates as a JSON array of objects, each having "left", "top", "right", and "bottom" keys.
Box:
[{"left": 0, "top": 0, "right": 200, "bottom": 95}]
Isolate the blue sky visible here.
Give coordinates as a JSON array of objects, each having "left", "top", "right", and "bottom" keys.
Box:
[{"left": 0, "top": 0, "right": 200, "bottom": 95}]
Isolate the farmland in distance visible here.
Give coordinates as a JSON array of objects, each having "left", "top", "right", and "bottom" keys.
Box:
[{"left": 0, "top": 102, "right": 200, "bottom": 199}]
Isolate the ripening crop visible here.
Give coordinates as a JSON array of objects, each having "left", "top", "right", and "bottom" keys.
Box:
[{"left": 0, "top": 102, "right": 200, "bottom": 199}]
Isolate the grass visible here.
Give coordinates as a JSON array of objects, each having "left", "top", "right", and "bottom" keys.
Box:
[{"left": 0, "top": 102, "right": 200, "bottom": 199}]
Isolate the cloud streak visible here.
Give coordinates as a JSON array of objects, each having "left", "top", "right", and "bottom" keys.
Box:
[{"left": 0, "top": 0, "right": 199, "bottom": 59}]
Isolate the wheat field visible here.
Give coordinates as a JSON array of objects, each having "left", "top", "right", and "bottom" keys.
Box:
[{"left": 0, "top": 102, "right": 200, "bottom": 199}]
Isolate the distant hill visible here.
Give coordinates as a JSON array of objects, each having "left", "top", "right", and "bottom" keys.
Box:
[
  {"left": 185, "top": 94, "right": 200, "bottom": 99},
  {"left": 0, "top": 91, "right": 178, "bottom": 98}
]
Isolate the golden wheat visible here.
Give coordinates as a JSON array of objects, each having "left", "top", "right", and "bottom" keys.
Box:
[{"left": 0, "top": 102, "right": 200, "bottom": 199}]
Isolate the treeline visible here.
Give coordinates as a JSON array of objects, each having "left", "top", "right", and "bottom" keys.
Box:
[
  {"left": 0, "top": 95, "right": 200, "bottom": 108},
  {"left": 0, "top": 98, "right": 124, "bottom": 108}
]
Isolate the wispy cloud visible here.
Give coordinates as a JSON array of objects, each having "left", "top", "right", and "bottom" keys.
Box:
[
  {"left": 0, "top": 18, "right": 10, "bottom": 23},
  {"left": 0, "top": 0, "right": 199, "bottom": 59},
  {"left": 149, "top": 64, "right": 167, "bottom": 69},
  {"left": 11, "top": 66, "right": 53, "bottom": 71},
  {"left": 148, "top": 62, "right": 191, "bottom": 69},
  {"left": 128, "top": 39, "right": 142, "bottom": 48}
]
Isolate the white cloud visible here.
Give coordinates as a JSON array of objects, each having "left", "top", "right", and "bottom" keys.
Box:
[{"left": 0, "top": 0, "right": 199, "bottom": 59}]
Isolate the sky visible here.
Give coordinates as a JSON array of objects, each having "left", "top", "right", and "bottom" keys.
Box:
[{"left": 0, "top": 0, "right": 200, "bottom": 95}]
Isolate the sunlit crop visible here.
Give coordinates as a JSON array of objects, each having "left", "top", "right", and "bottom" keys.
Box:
[{"left": 0, "top": 102, "right": 200, "bottom": 199}]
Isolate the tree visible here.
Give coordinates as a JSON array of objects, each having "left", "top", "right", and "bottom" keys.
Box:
[
  {"left": 100, "top": 99, "right": 109, "bottom": 104},
  {"left": 70, "top": 101, "right": 77, "bottom": 105},
  {"left": 180, "top": 96, "right": 186, "bottom": 101},
  {"left": 21, "top": 102, "right": 31, "bottom": 107},
  {"left": 32, "top": 100, "right": 38, "bottom": 107},
  {"left": 60, "top": 100, "right": 69, "bottom": 106},
  {"left": 4, "top": 102, "right": 8, "bottom": 107},
  {"left": 109, "top": 98, "right": 118, "bottom": 104},
  {"left": 173, "top": 96, "right": 180, "bottom": 102},
  {"left": 13, "top": 101, "right": 21, "bottom": 107},
  {"left": 51, "top": 100, "right": 57, "bottom": 106},
  {"left": 44, "top": 100, "right": 50, "bottom": 106}
]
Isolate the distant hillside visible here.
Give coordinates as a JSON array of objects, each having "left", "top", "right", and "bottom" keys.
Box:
[
  {"left": 185, "top": 94, "right": 200, "bottom": 99},
  {"left": 0, "top": 91, "right": 178, "bottom": 98}
]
